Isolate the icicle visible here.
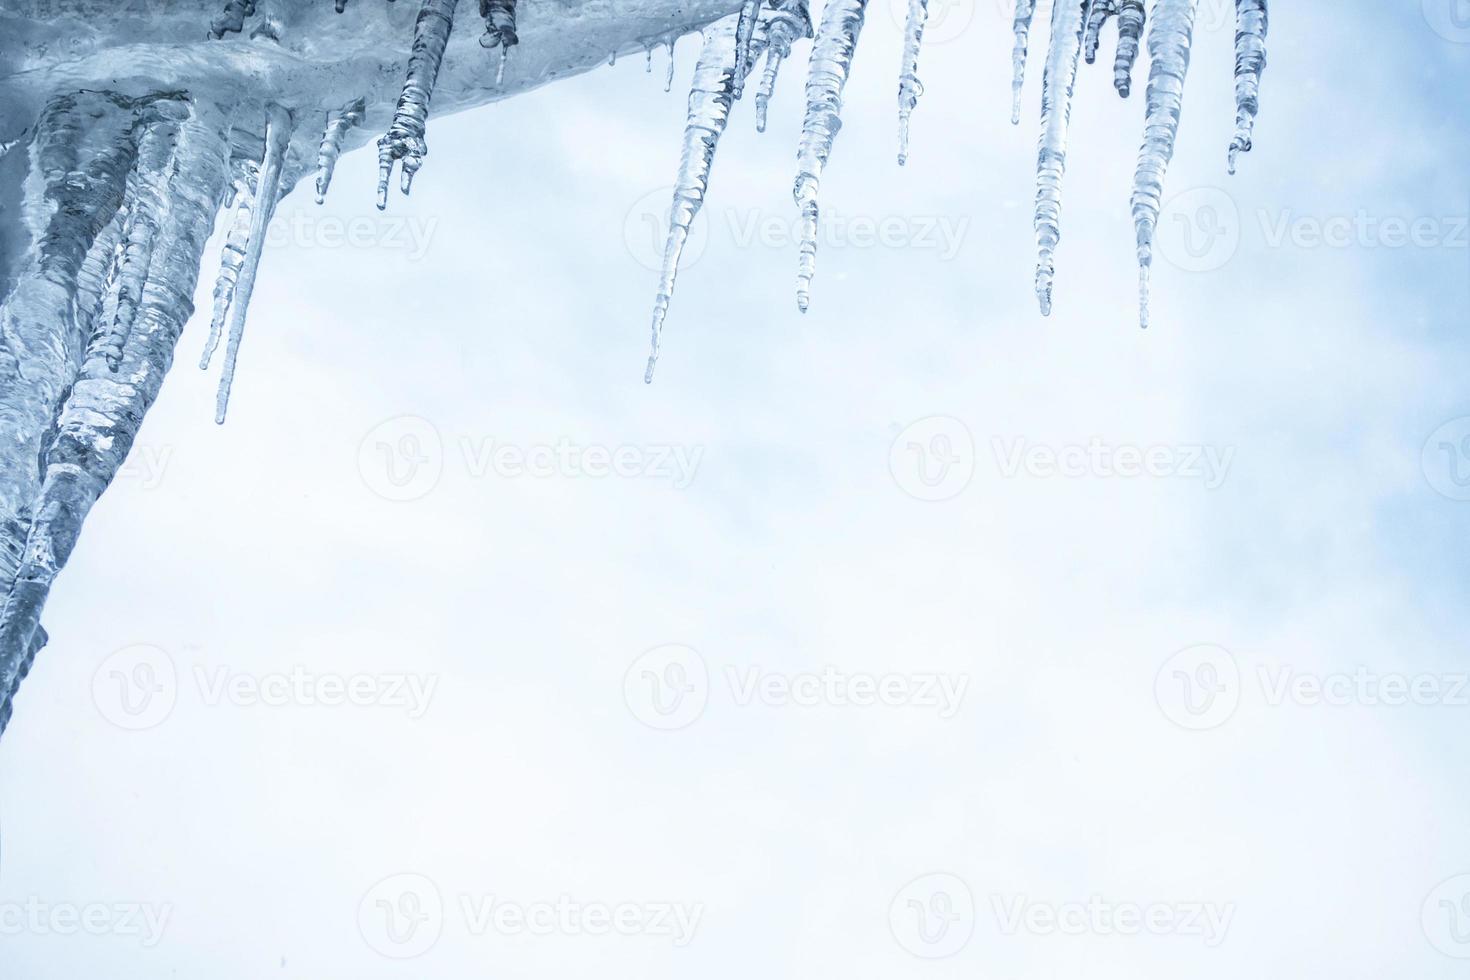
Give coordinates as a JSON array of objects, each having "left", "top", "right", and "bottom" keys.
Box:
[
  {"left": 315, "top": 98, "right": 366, "bottom": 203},
  {"left": 664, "top": 34, "right": 678, "bottom": 92},
  {"left": 793, "top": 0, "right": 868, "bottom": 313},
  {"left": 896, "top": 0, "right": 926, "bottom": 165},
  {"left": 1113, "top": 0, "right": 1145, "bottom": 97},
  {"left": 1009, "top": 0, "right": 1037, "bottom": 125},
  {"left": 1228, "top": 0, "right": 1268, "bottom": 174},
  {"left": 753, "top": 1, "right": 812, "bottom": 134},
  {"left": 208, "top": 0, "right": 256, "bottom": 39},
  {"left": 377, "top": 0, "right": 461, "bottom": 209},
  {"left": 200, "top": 172, "right": 256, "bottom": 370},
  {"left": 336, "top": 0, "right": 348, "bottom": 11},
  {"left": 732, "top": 0, "right": 762, "bottom": 98},
  {"left": 646, "top": 42, "right": 655, "bottom": 72},
  {"left": 215, "top": 104, "right": 292, "bottom": 422},
  {"left": 643, "top": 17, "right": 740, "bottom": 383},
  {"left": 1033, "top": 0, "right": 1087, "bottom": 316},
  {"left": 98, "top": 111, "right": 183, "bottom": 370},
  {"left": 77, "top": 206, "right": 128, "bottom": 345},
  {"left": 1085, "top": 0, "right": 1117, "bottom": 64},
  {"left": 1131, "top": 0, "right": 1199, "bottom": 329}
]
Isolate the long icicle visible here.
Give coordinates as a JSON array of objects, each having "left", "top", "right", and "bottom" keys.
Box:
[
  {"left": 1113, "top": 0, "right": 1146, "bottom": 97},
  {"left": 98, "top": 109, "right": 183, "bottom": 370},
  {"left": 643, "top": 16, "right": 740, "bottom": 384},
  {"left": 215, "top": 103, "right": 292, "bottom": 423},
  {"left": 793, "top": 0, "right": 868, "bottom": 313},
  {"left": 315, "top": 98, "right": 366, "bottom": 203},
  {"left": 754, "top": 0, "right": 813, "bottom": 133},
  {"left": 200, "top": 167, "right": 256, "bottom": 369},
  {"left": 1228, "top": 0, "right": 1268, "bottom": 174},
  {"left": 1131, "top": 0, "right": 1200, "bottom": 329},
  {"left": 1034, "top": 0, "right": 1087, "bottom": 316},
  {"left": 896, "top": 0, "right": 927, "bottom": 165},
  {"left": 1084, "top": 0, "right": 1118, "bottom": 64},
  {"left": 377, "top": 0, "right": 461, "bottom": 209},
  {"left": 732, "top": 0, "right": 763, "bottom": 98},
  {"left": 1009, "top": 0, "right": 1037, "bottom": 125}
]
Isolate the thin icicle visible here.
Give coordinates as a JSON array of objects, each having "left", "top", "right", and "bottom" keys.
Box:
[
  {"left": 754, "top": 0, "right": 812, "bottom": 133},
  {"left": 377, "top": 0, "right": 461, "bottom": 209},
  {"left": 99, "top": 111, "right": 183, "bottom": 370},
  {"left": 315, "top": 98, "right": 365, "bottom": 204},
  {"left": 732, "top": 0, "right": 763, "bottom": 98},
  {"left": 1113, "top": 0, "right": 1145, "bottom": 97},
  {"left": 794, "top": 0, "right": 868, "bottom": 313},
  {"left": 479, "top": 0, "right": 518, "bottom": 84},
  {"left": 201, "top": 169, "right": 256, "bottom": 369},
  {"left": 1033, "top": 0, "right": 1087, "bottom": 316},
  {"left": 215, "top": 104, "right": 292, "bottom": 423},
  {"left": 664, "top": 34, "right": 679, "bottom": 92},
  {"left": 896, "top": 0, "right": 927, "bottom": 165},
  {"left": 1010, "top": 0, "right": 1036, "bottom": 125},
  {"left": 644, "top": 17, "right": 739, "bottom": 383},
  {"left": 1085, "top": 0, "right": 1117, "bottom": 64},
  {"left": 1228, "top": 0, "right": 1268, "bottom": 174},
  {"left": 1131, "top": 0, "right": 1199, "bottom": 329}
]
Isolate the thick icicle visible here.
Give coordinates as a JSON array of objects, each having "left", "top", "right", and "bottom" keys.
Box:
[
  {"left": 200, "top": 174, "right": 256, "bottom": 369},
  {"left": 215, "top": 104, "right": 292, "bottom": 423},
  {"left": 1131, "top": 0, "right": 1199, "bottom": 328},
  {"left": 643, "top": 17, "right": 740, "bottom": 383},
  {"left": 315, "top": 98, "right": 366, "bottom": 204},
  {"left": 896, "top": 0, "right": 927, "bottom": 165},
  {"left": 1085, "top": 0, "right": 1118, "bottom": 64},
  {"left": 1010, "top": 0, "right": 1037, "bottom": 125},
  {"left": 1033, "top": 0, "right": 1087, "bottom": 316},
  {"left": 732, "top": 0, "right": 763, "bottom": 98},
  {"left": 754, "top": 0, "right": 813, "bottom": 133},
  {"left": 1228, "top": 0, "right": 1268, "bottom": 174},
  {"left": 793, "top": 0, "right": 868, "bottom": 313},
  {"left": 0, "top": 100, "right": 233, "bottom": 731},
  {"left": 1113, "top": 0, "right": 1146, "bottom": 97},
  {"left": 377, "top": 0, "right": 461, "bottom": 209},
  {"left": 99, "top": 109, "right": 184, "bottom": 370}
]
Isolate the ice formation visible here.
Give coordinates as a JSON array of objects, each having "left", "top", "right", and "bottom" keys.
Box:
[{"left": 0, "top": 0, "right": 1269, "bottom": 735}]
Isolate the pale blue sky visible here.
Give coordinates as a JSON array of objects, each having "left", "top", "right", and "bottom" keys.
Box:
[{"left": 2, "top": 1, "right": 1469, "bottom": 977}]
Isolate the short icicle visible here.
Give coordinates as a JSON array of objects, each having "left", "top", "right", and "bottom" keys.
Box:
[
  {"left": 754, "top": 0, "right": 813, "bottom": 133},
  {"left": 315, "top": 98, "right": 366, "bottom": 204},
  {"left": 1033, "top": 0, "right": 1087, "bottom": 316},
  {"left": 664, "top": 34, "right": 679, "bottom": 92},
  {"left": 377, "top": 0, "right": 461, "bottom": 209},
  {"left": 1113, "top": 0, "right": 1146, "bottom": 97},
  {"left": 215, "top": 103, "right": 292, "bottom": 422},
  {"left": 1131, "top": 0, "right": 1200, "bottom": 328},
  {"left": 1084, "top": 0, "right": 1118, "bottom": 64},
  {"left": 794, "top": 0, "right": 869, "bottom": 313},
  {"left": 1009, "top": 0, "right": 1036, "bottom": 124},
  {"left": 643, "top": 16, "right": 740, "bottom": 383},
  {"left": 479, "top": 0, "right": 519, "bottom": 85},
  {"left": 1228, "top": 0, "right": 1268, "bottom": 174},
  {"left": 733, "top": 0, "right": 763, "bottom": 97},
  {"left": 896, "top": 0, "right": 927, "bottom": 165}
]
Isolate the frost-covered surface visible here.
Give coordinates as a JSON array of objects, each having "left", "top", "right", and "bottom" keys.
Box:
[{"left": 0, "top": 0, "right": 1269, "bottom": 735}]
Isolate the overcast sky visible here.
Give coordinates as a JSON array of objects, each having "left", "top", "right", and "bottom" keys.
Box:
[{"left": 3, "top": 1, "right": 1470, "bottom": 977}]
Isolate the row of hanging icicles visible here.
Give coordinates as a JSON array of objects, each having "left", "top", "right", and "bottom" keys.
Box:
[{"left": 202, "top": 0, "right": 1267, "bottom": 418}]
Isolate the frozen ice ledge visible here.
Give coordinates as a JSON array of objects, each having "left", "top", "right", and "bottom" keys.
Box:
[{"left": 0, "top": 0, "right": 1268, "bottom": 736}]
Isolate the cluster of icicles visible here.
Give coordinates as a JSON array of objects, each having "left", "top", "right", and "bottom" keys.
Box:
[{"left": 202, "top": 0, "right": 1267, "bottom": 420}]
